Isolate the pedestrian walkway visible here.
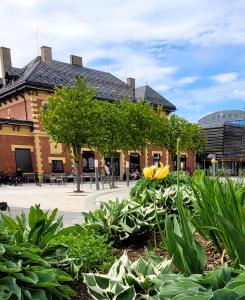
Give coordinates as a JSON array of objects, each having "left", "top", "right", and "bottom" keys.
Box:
[{"left": 0, "top": 182, "right": 134, "bottom": 225}]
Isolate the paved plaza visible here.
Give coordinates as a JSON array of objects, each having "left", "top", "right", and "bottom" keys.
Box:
[{"left": 0, "top": 181, "right": 133, "bottom": 225}]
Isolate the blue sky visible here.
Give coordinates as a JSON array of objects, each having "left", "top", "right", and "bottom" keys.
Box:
[{"left": 1, "top": 0, "right": 245, "bottom": 122}]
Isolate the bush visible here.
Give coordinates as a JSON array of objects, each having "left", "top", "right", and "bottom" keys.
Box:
[
  {"left": 192, "top": 175, "right": 245, "bottom": 266},
  {"left": 83, "top": 253, "right": 245, "bottom": 300},
  {"left": 0, "top": 205, "right": 76, "bottom": 249},
  {"left": 83, "top": 199, "right": 165, "bottom": 245},
  {"left": 130, "top": 171, "right": 189, "bottom": 201},
  {"left": 54, "top": 228, "right": 116, "bottom": 274},
  {"left": 0, "top": 225, "right": 75, "bottom": 299}
]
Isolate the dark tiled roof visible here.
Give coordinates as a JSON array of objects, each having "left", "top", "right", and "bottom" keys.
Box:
[
  {"left": 0, "top": 57, "right": 134, "bottom": 101},
  {"left": 135, "top": 85, "right": 176, "bottom": 111},
  {"left": 7, "top": 67, "right": 24, "bottom": 77}
]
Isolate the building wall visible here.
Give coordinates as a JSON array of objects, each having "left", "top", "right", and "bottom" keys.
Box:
[
  {"left": 0, "top": 89, "right": 195, "bottom": 178},
  {"left": 0, "top": 125, "right": 36, "bottom": 173},
  {"left": 0, "top": 97, "right": 32, "bottom": 120}
]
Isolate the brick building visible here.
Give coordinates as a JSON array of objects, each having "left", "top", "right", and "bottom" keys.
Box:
[{"left": 0, "top": 46, "right": 194, "bottom": 181}]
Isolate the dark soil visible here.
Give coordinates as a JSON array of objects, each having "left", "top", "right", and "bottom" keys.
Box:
[{"left": 72, "top": 234, "right": 227, "bottom": 299}]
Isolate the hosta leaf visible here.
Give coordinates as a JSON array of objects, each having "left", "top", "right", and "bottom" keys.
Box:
[
  {"left": 94, "top": 275, "right": 110, "bottom": 290},
  {"left": 0, "top": 277, "right": 21, "bottom": 299},
  {"left": 13, "top": 271, "right": 39, "bottom": 284},
  {"left": 113, "top": 286, "right": 136, "bottom": 300},
  {"left": 27, "top": 289, "right": 49, "bottom": 300},
  {"left": 212, "top": 288, "right": 239, "bottom": 300}
]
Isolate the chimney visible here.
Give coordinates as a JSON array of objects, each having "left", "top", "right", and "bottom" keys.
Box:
[
  {"left": 0, "top": 47, "right": 12, "bottom": 85},
  {"left": 127, "top": 77, "right": 135, "bottom": 89},
  {"left": 41, "top": 46, "right": 52, "bottom": 66},
  {"left": 70, "top": 55, "right": 83, "bottom": 66},
  {"left": 127, "top": 78, "right": 135, "bottom": 101}
]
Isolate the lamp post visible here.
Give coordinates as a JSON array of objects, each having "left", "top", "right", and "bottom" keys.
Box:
[
  {"left": 211, "top": 158, "right": 217, "bottom": 178},
  {"left": 126, "top": 161, "right": 130, "bottom": 187},
  {"left": 94, "top": 159, "right": 100, "bottom": 190}
]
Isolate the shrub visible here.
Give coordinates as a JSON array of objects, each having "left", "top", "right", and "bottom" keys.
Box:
[
  {"left": 192, "top": 175, "right": 245, "bottom": 266},
  {"left": 83, "top": 253, "right": 245, "bottom": 300},
  {"left": 83, "top": 199, "right": 165, "bottom": 244},
  {"left": 130, "top": 171, "right": 188, "bottom": 201},
  {"left": 54, "top": 228, "right": 116, "bottom": 274},
  {"left": 0, "top": 225, "right": 75, "bottom": 299},
  {"left": 0, "top": 205, "right": 76, "bottom": 249}
]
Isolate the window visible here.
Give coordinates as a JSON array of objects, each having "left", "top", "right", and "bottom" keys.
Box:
[
  {"left": 130, "top": 152, "right": 140, "bottom": 172},
  {"left": 82, "top": 151, "right": 95, "bottom": 173},
  {"left": 43, "top": 103, "right": 49, "bottom": 110},
  {"left": 52, "top": 160, "right": 64, "bottom": 173},
  {"left": 15, "top": 149, "right": 33, "bottom": 172},
  {"left": 153, "top": 153, "right": 160, "bottom": 165}
]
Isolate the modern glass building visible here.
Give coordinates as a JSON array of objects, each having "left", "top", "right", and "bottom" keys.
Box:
[{"left": 197, "top": 110, "right": 245, "bottom": 175}]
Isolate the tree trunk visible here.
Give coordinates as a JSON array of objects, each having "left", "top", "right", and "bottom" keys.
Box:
[
  {"left": 75, "top": 161, "right": 81, "bottom": 192},
  {"left": 72, "top": 144, "right": 82, "bottom": 192}
]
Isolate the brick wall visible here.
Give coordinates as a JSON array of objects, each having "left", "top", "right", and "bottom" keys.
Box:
[
  {"left": 0, "top": 134, "right": 36, "bottom": 173},
  {"left": 39, "top": 136, "right": 73, "bottom": 174},
  {"left": 0, "top": 99, "right": 32, "bottom": 120}
]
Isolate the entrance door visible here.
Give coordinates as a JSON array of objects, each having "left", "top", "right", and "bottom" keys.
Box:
[
  {"left": 15, "top": 149, "right": 33, "bottom": 172},
  {"left": 104, "top": 153, "right": 120, "bottom": 176},
  {"left": 130, "top": 152, "right": 140, "bottom": 173}
]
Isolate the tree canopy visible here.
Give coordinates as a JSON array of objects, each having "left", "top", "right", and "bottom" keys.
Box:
[{"left": 41, "top": 78, "right": 98, "bottom": 191}]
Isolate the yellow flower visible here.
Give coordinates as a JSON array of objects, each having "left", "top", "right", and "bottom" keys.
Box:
[
  {"left": 211, "top": 158, "right": 217, "bottom": 164},
  {"left": 143, "top": 163, "right": 169, "bottom": 180}
]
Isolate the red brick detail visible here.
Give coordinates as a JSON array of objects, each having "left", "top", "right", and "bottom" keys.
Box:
[
  {"left": 146, "top": 146, "right": 167, "bottom": 166},
  {"left": 39, "top": 136, "right": 73, "bottom": 173},
  {"left": 0, "top": 135, "right": 36, "bottom": 173},
  {"left": 186, "top": 153, "right": 195, "bottom": 174},
  {"left": 0, "top": 99, "right": 32, "bottom": 120}
]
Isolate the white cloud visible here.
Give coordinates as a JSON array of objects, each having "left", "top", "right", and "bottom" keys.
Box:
[
  {"left": 1, "top": 0, "right": 245, "bottom": 122},
  {"left": 176, "top": 76, "right": 200, "bottom": 85},
  {"left": 211, "top": 72, "right": 238, "bottom": 83},
  {"left": 233, "top": 89, "right": 245, "bottom": 98}
]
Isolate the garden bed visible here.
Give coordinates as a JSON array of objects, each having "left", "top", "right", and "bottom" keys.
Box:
[{"left": 72, "top": 234, "right": 226, "bottom": 300}]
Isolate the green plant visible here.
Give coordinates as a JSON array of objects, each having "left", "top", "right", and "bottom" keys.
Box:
[
  {"left": 130, "top": 172, "right": 188, "bottom": 202},
  {"left": 0, "top": 205, "right": 75, "bottom": 249},
  {"left": 83, "top": 199, "right": 165, "bottom": 244},
  {"left": 164, "top": 138, "right": 205, "bottom": 276},
  {"left": 0, "top": 226, "right": 75, "bottom": 299},
  {"left": 83, "top": 252, "right": 172, "bottom": 299},
  {"left": 192, "top": 175, "right": 245, "bottom": 267},
  {"left": 83, "top": 252, "right": 245, "bottom": 300},
  {"left": 54, "top": 228, "right": 116, "bottom": 273}
]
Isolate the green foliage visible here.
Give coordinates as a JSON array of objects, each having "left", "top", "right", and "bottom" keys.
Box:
[
  {"left": 0, "top": 227, "right": 75, "bottom": 299},
  {"left": 130, "top": 175, "right": 195, "bottom": 215},
  {"left": 83, "top": 199, "right": 165, "bottom": 244},
  {"left": 0, "top": 205, "right": 76, "bottom": 250},
  {"left": 54, "top": 228, "right": 116, "bottom": 274},
  {"left": 130, "top": 172, "right": 188, "bottom": 200},
  {"left": 159, "top": 114, "right": 206, "bottom": 166},
  {"left": 83, "top": 253, "right": 245, "bottom": 300},
  {"left": 83, "top": 252, "right": 172, "bottom": 299},
  {"left": 41, "top": 78, "right": 98, "bottom": 191},
  {"left": 192, "top": 175, "right": 245, "bottom": 266},
  {"left": 164, "top": 138, "right": 205, "bottom": 276},
  {"left": 41, "top": 78, "right": 97, "bottom": 155}
]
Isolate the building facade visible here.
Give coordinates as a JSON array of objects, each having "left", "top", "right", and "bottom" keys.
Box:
[
  {"left": 0, "top": 46, "right": 194, "bottom": 181},
  {"left": 197, "top": 110, "right": 245, "bottom": 175}
]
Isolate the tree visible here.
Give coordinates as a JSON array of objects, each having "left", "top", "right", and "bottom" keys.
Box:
[
  {"left": 163, "top": 114, "right": 206, "bottom": 169},
  {"left": 90, "top": 99, "right": 169, "bottom": 187},
  {"left": 41, "top": 78, "right": 98, "bottom": 192}
]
